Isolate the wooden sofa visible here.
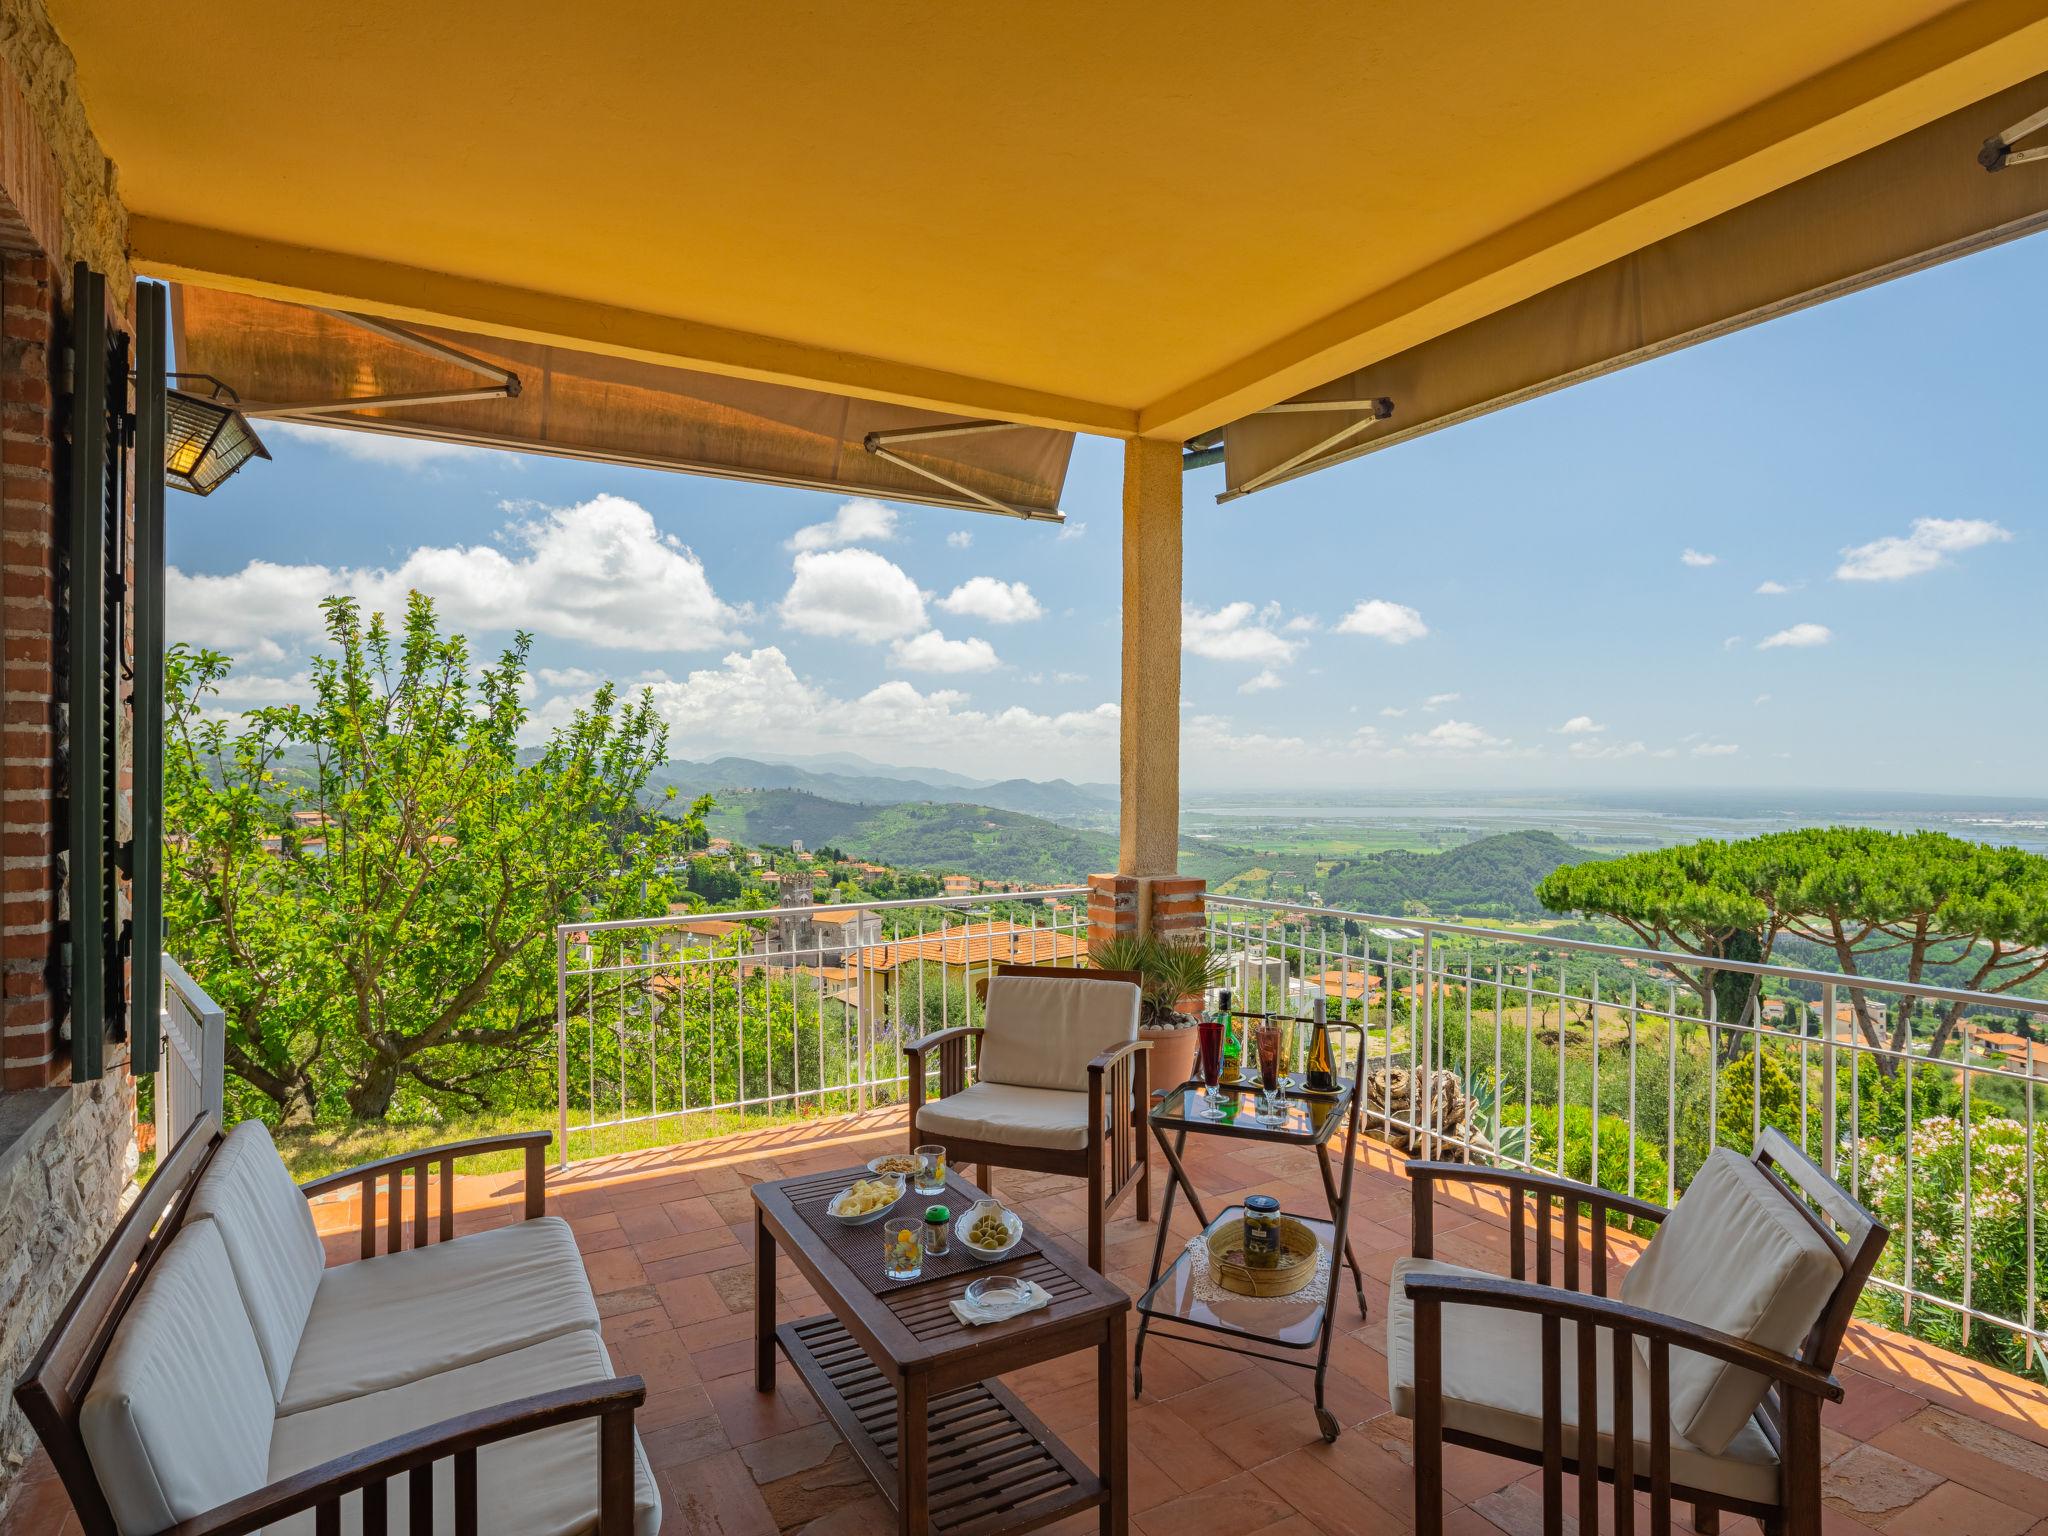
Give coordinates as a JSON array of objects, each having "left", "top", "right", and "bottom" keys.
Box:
[
  {"left": 1387, "top": 1129, "right": 1886, "bottom": 1536},
  {"left": 15, "top": 1115, "right": 659, "bottom": 1536}
]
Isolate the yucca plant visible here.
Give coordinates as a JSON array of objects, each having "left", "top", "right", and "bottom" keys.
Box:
[{"left": 1087, "top": 935, "right": 1227, "bottom": 1029}]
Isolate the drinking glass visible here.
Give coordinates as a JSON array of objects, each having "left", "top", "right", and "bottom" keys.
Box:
[
  {"left": 913, "top": 1143, "right": 947, "bottom": 1195},
  {"left": 1254, "top": 1024, "right": 1286, "bottom": 1125},
  {"left": 1195, "top": 1017, "right": 1227, "bottom": 1118},
  {"left": 881, "top": 1218, "right": 924, "bottom": 1280}
]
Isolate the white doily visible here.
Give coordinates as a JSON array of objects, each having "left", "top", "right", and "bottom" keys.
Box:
[{"left": 1182, "top": 1231, "right": 1332, "bottom": 1307}]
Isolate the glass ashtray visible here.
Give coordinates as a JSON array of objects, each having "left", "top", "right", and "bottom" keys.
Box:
[{"left": 964, "top": 1273, "right": 1030, "bottom": 1307}]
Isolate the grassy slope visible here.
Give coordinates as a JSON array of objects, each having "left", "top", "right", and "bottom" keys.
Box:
[{"left": 703, "top": 789, "right": 1116, "bottom": 883}]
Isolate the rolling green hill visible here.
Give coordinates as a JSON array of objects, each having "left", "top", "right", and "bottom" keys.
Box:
[
  {"left": 1318, "top": 830, "right": 1592, "bottom": 918},
  {"left": 701, "top": 789, "right": 1116, "bottom": 884}
]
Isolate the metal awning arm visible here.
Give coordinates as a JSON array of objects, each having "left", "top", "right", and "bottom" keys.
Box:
[
  {"left": 245, "top": 310, "right": 521, "bottom": 417},
  {"left": 1220, "top": 395, "right": 1395, "bottom": 500},
  {"left": 862, "top": 419, "right": 1064, "bottom": 522},
  {"left": 1981, "top": 103, "right": 2048, "bottom": 171}
]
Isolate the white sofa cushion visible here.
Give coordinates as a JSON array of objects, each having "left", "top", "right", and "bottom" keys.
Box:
[
  {"left": 80, "top": 1222, "right": 275, "bottom": 1536},
  {"left": 975, "top": 974, "right": 1139, "bottom": 1092},
  {"left": 183, "top": 1119, "right": 329, "bottom": 1399},
  {"left": 1387, "top": 1256, "right": 1780, "bottom": 1507},
  {"left": 279, "top": 1215, "right": 601, "bottom": 1415},
  {"left": 268, "top": 1328, "right": 661, "bottom": 1536},
  {"left": 917, "top": 1080, "right": 1093, "bottom": 1151},
  {"left": 1620, "top": 1148, "right": 1841, "bottom": 1455}
]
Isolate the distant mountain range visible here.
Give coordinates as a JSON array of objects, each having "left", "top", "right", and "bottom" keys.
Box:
[
  {"left": 653, "top": 756, "right": 1116, "bottom": 821},
  {"left": 699, "top": 788, "right": 1116, "bottom": 885}
]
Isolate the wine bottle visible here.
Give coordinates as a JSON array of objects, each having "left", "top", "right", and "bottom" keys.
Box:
[
  {"left": 1218, "top": 987, "right": 1240, "bottom": 1082},
  {"left": 1304, "top": 995, "right": 1337, "bottom": 1093}
]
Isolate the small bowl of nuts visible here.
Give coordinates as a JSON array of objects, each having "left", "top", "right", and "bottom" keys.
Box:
[{"left": 955, "top": 1198, "right": 1023, "bottom": 1260}]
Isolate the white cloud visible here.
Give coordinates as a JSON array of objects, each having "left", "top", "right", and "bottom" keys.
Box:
[
  {"left": 1555, "top": 715, "right": 1605, "bottom": 735},
  {"left": 1754, "top": 579, "right": 1797, "bottom": 595},
  {"left": 1835, "top": 517, "right": 2011, "bottom": 582},
  {"left": 1423, "top": 692, "right": 1461, "bottom": 710},
  {"left": 1182, "top": 602, "right": 1301, "bottom": 666},
  {"left": 1722, "top": 635, "right": 1744, "bottom": 651},
  {"left": 785, "top": 497, "right": 899, "bottom": 553},
  {"left": 528, "top": 646, "right": 1120, "bottom": 781},
  {"left": 946, "top": 529, "right": 973, "bottom": 549},
  {"left": 1691, "top": 742, "right": 1741, "bottom": 757},
  {"left": 937, "top": 576, "right": 1044, "bottom": 625},
  {"left": 267, "top": 421, "right": 494, "bottom": 470},
  {"left": 1754, "top": 693, "right": 1772, "bottom": 706},
  {"left": 1282, "top": 615, "right": 1320, "bottom": 633},
  {"left": 1334, "top": 599, "right": 1428, "bottom": 644},
  {"left": 1569, "top": 738, "right": 1646, "bottom": 760},
  {"left": 1239, "top": 668, "right": 1285, "bottom": 694},
  {"left": 1378, "top": 706, "right": 1408, "bottom": 718},
  {"left": 777, "top": 548, "right": 927, "bottom": 642},
  {"left": 1681, "top": 548, "right": 1718, "bottom": 568},
  {"left": 166, "top": 494, "right": 747, "bottom": 654},
  {"left": 887, "top": 629, "right": 999, "bottom": 673},
  {"left": 1184, "top": 714, "right": 1308, "bottom": 757},
  {"left": 1758, "top": 623, "right": 1832, "bottom": 650},
  {"left": 1055, "top": 521, "right": 1087, "bottom": 542},
  {"left": 1405, "top": 719, "right": 1508, "bottom": 753}
]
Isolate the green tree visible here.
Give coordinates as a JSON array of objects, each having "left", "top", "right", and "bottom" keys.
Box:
[
  {"left": 1746, "top": 828, "right": 2048, "bottom": 1065},
  {"left": 165, "top": 594, "right": 698, "bottom": 1123},
  {"left": 1536, "top": 841, "right": 1780, "bottom": 1030}
]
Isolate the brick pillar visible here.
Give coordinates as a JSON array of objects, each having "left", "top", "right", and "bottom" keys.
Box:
[
  {"left": 1087, "top": 872, "right": 1206, "bottom": 950},
  {"left": 0, "top": 250, "right": 58, "bottom": 1089}
]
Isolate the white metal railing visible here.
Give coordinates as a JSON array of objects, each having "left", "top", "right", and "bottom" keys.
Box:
[
  {"left": 156, "top": 953, "right": 224, "bottom": 1151},
  {"left": 1203, "top": 893, "right": 2048, "bottom": 1379},
  {"left": 552, "top": 888, "right": 1090, "bottom": 1167}
]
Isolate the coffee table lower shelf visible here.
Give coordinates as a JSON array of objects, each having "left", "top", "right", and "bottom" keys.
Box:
[{"left": 776, "top": 1313, "right": 1105, "bottom": 1536}]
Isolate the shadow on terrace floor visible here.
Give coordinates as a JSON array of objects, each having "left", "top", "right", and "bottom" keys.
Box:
[{"left": 8, "top": 1107, "right": 2048, "bottom": 1535}]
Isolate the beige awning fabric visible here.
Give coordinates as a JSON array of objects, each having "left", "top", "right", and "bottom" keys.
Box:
[
  {"left": 1220, "top": 71, "right": 2048, "bottom": 501},
  {"left": 168, "top": 286, "right": 1073, "bottom": 519}
]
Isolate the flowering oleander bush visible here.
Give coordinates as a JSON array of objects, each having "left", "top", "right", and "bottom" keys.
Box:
[{"left": 1852, "top": 1114, "right": 2048, "bottom": 1377}]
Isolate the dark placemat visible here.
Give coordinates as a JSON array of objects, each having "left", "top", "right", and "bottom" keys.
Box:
[{"left": 781, "top": 1166, "right": 1039, "bottom": 1294}]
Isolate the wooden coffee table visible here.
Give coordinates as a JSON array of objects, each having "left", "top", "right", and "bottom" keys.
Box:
[{"left": 753, "top": 1167, "right": 1131, "bottom": 1536}]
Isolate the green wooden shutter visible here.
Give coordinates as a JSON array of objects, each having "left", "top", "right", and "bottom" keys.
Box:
[
  {"left": 64, "top": 263, "right": 131, "bottom": 1081},
  {"left": 130, "top": 280, "right": 167, "bottom": 1074}
]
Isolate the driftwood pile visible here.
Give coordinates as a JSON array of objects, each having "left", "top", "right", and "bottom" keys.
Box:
[{"left": 1360, "top": 1064, "right": 1489, "bottom": 1161}]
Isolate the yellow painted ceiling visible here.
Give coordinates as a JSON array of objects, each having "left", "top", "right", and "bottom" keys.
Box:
[{"left": 47, "top": 1, "right": 2048, "bottom": 436}]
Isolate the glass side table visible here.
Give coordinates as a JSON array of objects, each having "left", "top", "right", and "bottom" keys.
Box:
[{"left": 1134, "top": 1025, "right": 1367, "bottom": 1443}]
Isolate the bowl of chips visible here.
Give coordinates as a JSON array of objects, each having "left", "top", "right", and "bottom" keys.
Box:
[
  {"left": 827, "top": 1174, "right": 906, "bottom": 1225},
  {"left": 956, "top": 1198, "right": 1023, "bottom": 1260}
]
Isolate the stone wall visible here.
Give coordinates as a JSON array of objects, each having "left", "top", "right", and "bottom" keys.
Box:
[
  {"left": 0, "top": 0, "right": 130, "bottom": 296},
  {"left": 0, "top": 1073, "right": 134, "bottom": 1494}
]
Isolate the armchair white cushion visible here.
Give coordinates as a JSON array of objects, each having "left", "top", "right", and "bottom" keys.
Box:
[
  {"left": 1619, "top": 1148, "right": 1840, "bottom": 1454},
  {"left": 1386, "top": 1255, "right": 1781, "bottom": 1505},
  {"left": 915, "top": 1080, "right": 1095, "bottom": 1151},
  {"left": 973, "top": 974, "right": 1139, "bottom": 1091},
  {"left": 80, "top": 1221, "right": 276, "bottom": 1535}
]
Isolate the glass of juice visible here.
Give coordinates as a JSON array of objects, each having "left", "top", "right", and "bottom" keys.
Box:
[
  {"left": 1255, "top": 1023, "right": 1286, "bottom": 1124},
  {"left": 882, "top": 1218, "right": 924, "bottom": 1281},
  {"left": 1195, "top": 1017, "right": 1227, "bottom": 1118},
  {"left": 913, "top": 1144, "right": 946, "bottom": 1195}
]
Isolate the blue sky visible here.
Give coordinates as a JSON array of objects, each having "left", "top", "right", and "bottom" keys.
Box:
[{"left": 167, "top": 231, "right": 2046, "bottom": 794}]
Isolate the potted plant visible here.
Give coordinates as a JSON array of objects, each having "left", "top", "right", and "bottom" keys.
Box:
[{"left": 1088, "top": 934, "right": 1228, "bottom": 1090}]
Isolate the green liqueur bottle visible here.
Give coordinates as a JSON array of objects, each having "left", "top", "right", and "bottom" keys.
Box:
[{"left": 1217, "top": 988, "right": 1239, "bottom": 1082}]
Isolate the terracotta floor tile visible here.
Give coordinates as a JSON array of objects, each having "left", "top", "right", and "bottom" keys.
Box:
[
  {"left": 1880, "top": 1479, "right": 2036, "bottom": 1536},
  {"left": 15, "top": 1104, "right": 2047, "bottom": 1536}
]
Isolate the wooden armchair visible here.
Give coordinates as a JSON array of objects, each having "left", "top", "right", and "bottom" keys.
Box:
[
  {"left": 1392, "top": 1129, "right": 1886, "bottom": 1536},
  {"left": 904, "top": 963, "right": 1149, "bottom": 1272}
]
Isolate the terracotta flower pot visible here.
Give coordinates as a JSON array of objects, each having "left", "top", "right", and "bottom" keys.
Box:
[{"left": 1141, "top": 1024, "right": 1200, "bottom": 1092}]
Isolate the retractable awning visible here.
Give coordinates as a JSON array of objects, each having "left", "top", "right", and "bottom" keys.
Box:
[
  {"left": 168, "top": 286, "right": 1074, "bottom": 520},
  {"left": 1217, "top": 70, "right": 2048, "bottom": 500}
]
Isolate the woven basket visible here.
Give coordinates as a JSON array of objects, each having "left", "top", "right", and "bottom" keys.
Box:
[{"left": 1207, "top": 1216, "right": 1321, "bottom": 1298}]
